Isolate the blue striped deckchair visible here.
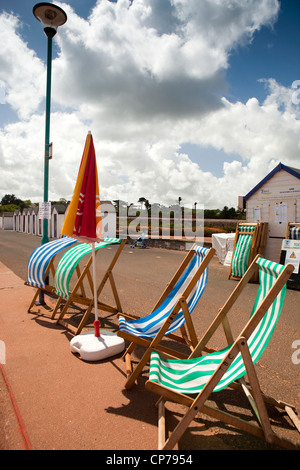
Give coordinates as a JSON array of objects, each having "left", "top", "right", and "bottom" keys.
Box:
[
  {"left": 117, "top": 246, "right": 215, "bottom": 389},
  {"left": 53, "top": 238, "right": 126, "bottom": 334},
  {"left": 25, "top": 236, "right": 77, "bottom": 312},
  {"left": 146, "top": 256, "right": 299, "bottom": 450},
  {"left": 229, "top": 223, "right": 260, "bottom": 280}
]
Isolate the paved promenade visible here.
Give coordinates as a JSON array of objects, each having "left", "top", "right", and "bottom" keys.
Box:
[{"left": 0, "top": 231, "right": 299, "bottom": 451}]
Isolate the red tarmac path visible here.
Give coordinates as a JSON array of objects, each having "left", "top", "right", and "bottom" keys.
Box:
[{"left": 0, "top": 261, "right": 160, "bottom": 450}]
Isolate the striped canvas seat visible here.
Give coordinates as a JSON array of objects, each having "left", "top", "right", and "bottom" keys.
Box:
[
  {"left": 290, "top": 226, "right": 300, "bottom": 240},
  {"left": 117, "top": 246, "right": 215, "bottom": 389},
  {"left": 119, "top": 246, "right": 210, "bottom": 339},
  {"left": 146, "top": 256, "right": 298, "bottom": 450},
  {"left": 26, "top": 236, "right": 77, "bottom": 289},
  {"left": 230, "top": 224, "right": 256, "bottom": 278},
  {"left": 148, "top": 258, "right": 287, "bottom": 394},
  {"left": 54, "top": 238, "right": 122, "bottom": 299}
]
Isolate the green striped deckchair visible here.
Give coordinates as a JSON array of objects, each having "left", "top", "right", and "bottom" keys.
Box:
[
  {"left": 229, "top": 223, "right": 259, "bottom": 279},
  {"left": 146, "top": 256, "right": 299, "bottom": 450},
  {"left": 53, "top": 238, "right": 126, "bottom": 334},
  {"left": 287, "top": 223, "right": 300, "bottom": 240}
]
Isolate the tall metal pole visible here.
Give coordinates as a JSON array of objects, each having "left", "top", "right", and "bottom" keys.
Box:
[
  {"left": 33, "top": 3, "right": 67, "bottom": 304},
  {"left": 42, "top": 35, "right": 53, "bottom": 245}
]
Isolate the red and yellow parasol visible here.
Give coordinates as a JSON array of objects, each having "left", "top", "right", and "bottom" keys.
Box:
[{"left": 61, "top": 131, "right": 103, "bottom": 336}]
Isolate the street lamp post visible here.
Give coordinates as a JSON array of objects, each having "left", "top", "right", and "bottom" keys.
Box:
[
  {"left": 33, "top": 3, "right": 67, "bottom": 245},
  {"left": 33, "top": 3, "right": 67, "bottom": 304}
]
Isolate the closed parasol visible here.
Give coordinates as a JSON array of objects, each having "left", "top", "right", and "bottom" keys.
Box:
[
  {"left": 61, "top": 131, "right": 103, "bottom": 337},
  {"left": 62, "top": 132, "right": 124, "bottom": 360}
]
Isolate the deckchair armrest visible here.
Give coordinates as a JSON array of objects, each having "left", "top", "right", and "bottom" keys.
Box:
[{"left": 117, "top": 312, "right": 140, "bottom": 320}]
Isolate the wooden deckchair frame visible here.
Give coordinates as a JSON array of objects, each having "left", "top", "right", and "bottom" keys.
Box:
[
  {"left": 118, "top": 247, "right": 215, "bottom": 390},
  {"left": 55, "top": 239, "right": 126, "bottom": 335},
  {"left": 146, "top": 255, "right": 299, "bottom": 450},
  {"left": 25, "top": 256, "right": 57, "bottom": 312}
]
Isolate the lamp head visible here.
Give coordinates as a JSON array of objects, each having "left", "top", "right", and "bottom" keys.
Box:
[{"left": 33, "top": 3, "right": 67, "bottom": 38}]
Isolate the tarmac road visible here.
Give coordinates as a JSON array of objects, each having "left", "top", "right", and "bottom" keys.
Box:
[{"left": 0, "top": 230, "right": 299, "bottom": 451}]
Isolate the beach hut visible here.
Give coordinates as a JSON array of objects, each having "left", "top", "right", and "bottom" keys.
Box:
[
  {"left": 14, "top": 209, "right": 22, "bottom": 232},
  {"left": 242, "top": 162, "right": 300, "bottom": 263},
  {"left": 30, "top": 206, "right": 39, "bottom": 236},
  {"left": 0, "top": 212, "right": 14, "bottom": 230},
  {"left": 51, "top": 204, "right": 68, "bottom": 238}
]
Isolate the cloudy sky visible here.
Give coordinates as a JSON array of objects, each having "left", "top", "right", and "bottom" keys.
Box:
[{"left": 0, "top": 0, "right": 300, "bottom": 209}]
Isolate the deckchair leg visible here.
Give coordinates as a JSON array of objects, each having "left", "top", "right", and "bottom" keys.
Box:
[
  {"left": 285, "top": 407, "right": 300, "bottom": 434},
  {"left": 122, "top": 342, "right": 136, "bottom": 360},
  {"left": 51, "top": 296, "right": 63, "bottom": 319},
  {"left": 125, "top": 350, "right": 152, "bottom": 389},
  {"left": 238, "top": 337, "right": 275, "bottom": 445},
  {"left": 75, "top": 301, "right": 94, "bottom": 335},
  {"left": 28, "top": 288, "right": 41, "bottom": 312},
  {"left": 122, "top": 342, "right": 136, "bottom": 373},
  {"left": 180, "top": 299, "right": 198, "bottom": 349},
  {"left": 158, "top": 399, "right": 166, "bottom": 450},
  {"left": 125, "top": 352, "right": 133, "bottom": 378},
  {"left": 239, "top": 377, "right": 262, "bottom": 426},
  {"left": 108, "top": 271, "right": 122, "bottom": 313},
  {"left": 57, "top": 298, "right": 72, "bottom": 323}
]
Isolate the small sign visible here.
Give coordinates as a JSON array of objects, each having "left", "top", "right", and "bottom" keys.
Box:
[
  {"left": 253, "top": 206, "right": 261, "bottom": 222},
  {"left": 281, "top": 239, "right": 300, "bottom": 274},
  {"left": 285, "top": 250, "right": 300, "bottom": 274},
  {"left": 39, "top": 202, "right": 51, "bottom": 220},
  {"left": 274, "top": 202, "right": 287, "bottom": 224},
  {"left": 281, "top": 239, "right": 300, "bottom": 250}
]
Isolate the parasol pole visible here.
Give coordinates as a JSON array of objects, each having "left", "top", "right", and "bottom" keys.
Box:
[{"left": 92, "top": 242, "right": 100, "bottom": 337}]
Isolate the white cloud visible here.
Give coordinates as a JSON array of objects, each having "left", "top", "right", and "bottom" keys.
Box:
[
  {"left": 2, "top": 0, "right": 299, "bottom": 211},
  {"left": 0, "top": 12, "right": 45, "bottom": 119}
]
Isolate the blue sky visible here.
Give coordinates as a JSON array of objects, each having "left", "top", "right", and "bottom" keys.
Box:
[
  {"left": 228, "top": 0, "right": 300, "bottom": 103},
  {"left": 0, "top": 0, "right": 300, "bottom": 208},
  {"left": 182, "top": 0, "right": 300, "bottom": 176}
]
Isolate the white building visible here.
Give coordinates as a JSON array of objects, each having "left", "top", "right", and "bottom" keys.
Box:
[
  {"left": 242, "top": 162, "right": 300, "bottom": 262},
  {"left": 0, "top": 212, "right": 14, "bottom": 230},
  {"left": 51, "top": 204, "right": 68, "bottom": 238}
]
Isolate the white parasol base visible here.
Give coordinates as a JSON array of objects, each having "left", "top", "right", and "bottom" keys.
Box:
[{"left": 70, "top": 330, "right": 125, "bottom": 362}]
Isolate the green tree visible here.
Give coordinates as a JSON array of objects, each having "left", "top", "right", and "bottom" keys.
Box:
[
  {"left": 0, "top": 194, "right": 31, "bottom": 212},
  {"left": 1, "top": 194, "right": 21, "bottom": 206},
  {"left": 0, "top": 204, "right": 20, "bottom": 213},
  {"left": 219, "top": 206, "right": 237, "bottom": 219}
]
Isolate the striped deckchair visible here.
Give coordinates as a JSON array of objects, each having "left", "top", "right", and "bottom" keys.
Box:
[
  {"left": 25, "top": 236, "right": 78, "bottom": 312},
  {"left": 117, "top": 246, "right": 215, "bottom": 389},
  {"left": 229, "top": 223, "right": 260, "bottom": 280},
  {"left": 286, "top": 223, "right": 300, "bottom": 240},
  {"left": 146, "top": 256, "right": 299, "bottom": 450},
  {"left": 53, "top": 238, "right": 126, "bottom": 335}
]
